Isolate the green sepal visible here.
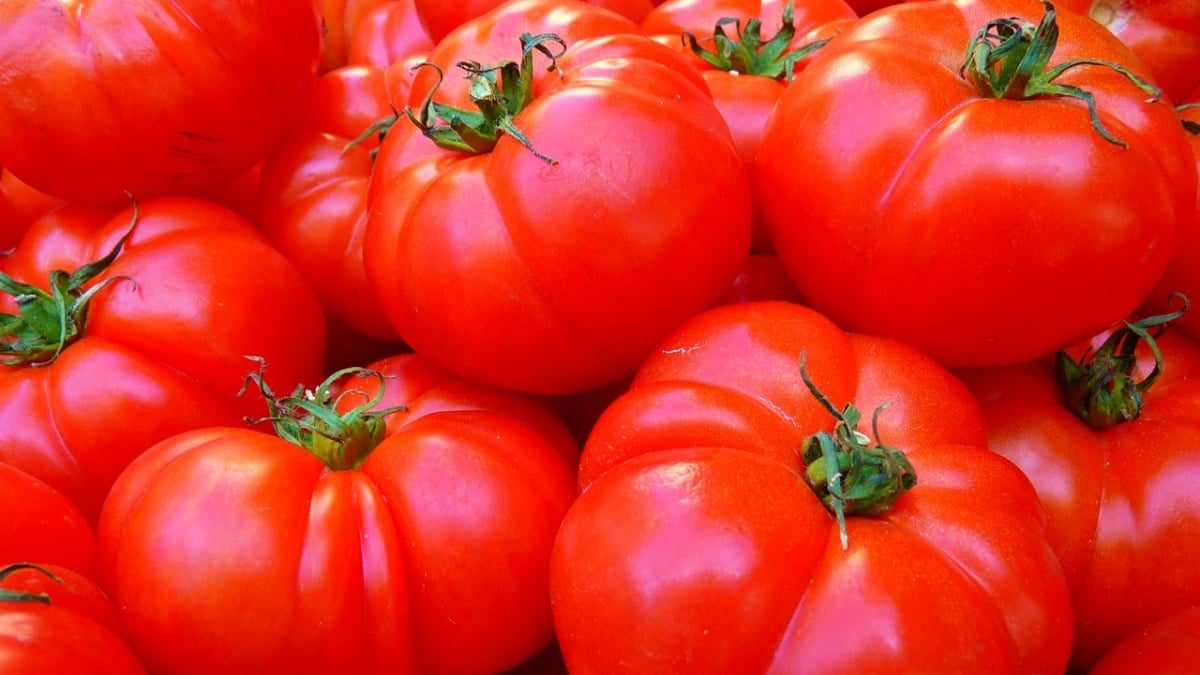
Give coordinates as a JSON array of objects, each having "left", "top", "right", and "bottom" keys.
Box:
[{"left": 682, "top": 2, "right": 832, "bottom": 82}]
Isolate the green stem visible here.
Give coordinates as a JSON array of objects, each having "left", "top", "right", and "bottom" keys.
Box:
[
  {"left": 0, "top": 563, "right": 62, "bottom": 606},
  {"left": 1057, "top": 293, "right": 1189, "bottom": 429},
  {"left": 797, "top": 351, "right": 917, "bottom": 550},
  {"left": 1, "top": 198, "right": 138, "bottom": 367},
  {"left": 402, "top": 32, "right": 566, "bottom": 164},
  {"left": 960, "top": 0, "right": 1160, "bottom": 147},
  {"left": 681, "top": 2, "right": 832, "bottom": 82},
  {"left": 240, "top": 357, "right": 407, "bottom": 470}
]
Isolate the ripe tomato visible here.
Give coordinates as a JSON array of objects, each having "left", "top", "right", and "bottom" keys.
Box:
[
  {"left": 0, "top": 0, "right": 322, "bottom": 204},
  {"left": 414, "top": 0, "right": 659, "bottom": 43},
  {"left": 957, "top": 306, "right": 1200, "bottom": 668},
  {"left": 0, "top": 197, "right": 327, "bottom": 522},
  {"left": 1058, "top": 0, "right": 1200, "bottom": 104},
  {"left": 348, "top": 0, "right": 436, "bottom": 68},
  {"left": 98, "top": 354, "right": 579, "bottom": 675},
  {"left": 0, "top": 564, "right": 146, "bottom": 675},
  {"left": 0, "top": 464, "right": 98, "bottom": 579},
  {"left": 1089, "top": 605, "right": 1200, "bottom": 674},
  {"left": 756, "top": 0, "right": 1196, "bottom": 368},
  {"left": 552, "top": 300, "right": 1073, "bottom": 674},
  {"left": 367, "top": 7, "right": 751, "bottom": 395},
  {"left": 314, "top": 0, "right": 394, "bottom": 72},
  {"left": 0, "top": 169, "right": 64, "bottom": 251}
]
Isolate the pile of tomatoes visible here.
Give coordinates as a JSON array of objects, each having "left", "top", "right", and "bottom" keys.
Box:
[{"left": 2, "top": 0, "right": 1199, "bottom": 673}]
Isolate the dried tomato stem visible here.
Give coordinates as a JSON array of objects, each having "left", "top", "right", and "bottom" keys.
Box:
[
  {"left": 960, "top": 0, "right": 1160, "bottom": 147},
  {"left": 797, "top": 351, "right": 916, "bottom": 550}
]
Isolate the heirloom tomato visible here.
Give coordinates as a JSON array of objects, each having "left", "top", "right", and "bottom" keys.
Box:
[
  {"left": 0, "top": 464, "right": 97, "bottom": 580},
  {"left": 756, "top": 0, "right": 1196, "bottom": 368},
  {"left": 367, "top": 4, "right": 750, "bottom": 395},
  {"left": 413, "top": 0, "right": 659, "bottom": 43},
  {"left": 98, "top": 354, "right": 579, "bottom": 675},
  {"left": 348, "top": 0, "right": 436, "bottom": 68},
  {"left": 0, "top": 564, "right": 146, "bottom": 675},
  {"left": 0, "top": 0, "right": 322, "bottom": 204},
  {"left": 551, "top": 300, "right": 1073, "bottom": 674},
  {"left": 0, "top": 198, "right": 327, "bottom": 522},
  {"left": 957, "top": 302, "right": 1200, "bottom": 668},
  {"left": 314, "top": 0, "right": 393, "bottom": 72},
  {"left": 0, "top": 563, "right": 123, "bottom": 636}
]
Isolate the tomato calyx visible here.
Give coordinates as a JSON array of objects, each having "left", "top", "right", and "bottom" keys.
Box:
[
  {"left": 0, "top": 202, "right": 137, "bottom": 368},
  {"left": 241, "top": 357, "right": 407, "bottom": 470},
  {"left": 797, "top": 351, "right": 917, "bottom": 550},
  {"left": 1057, "top": 293, "right": 1189, "bottom": 430},
  {"left": 681, "top": 2, "right": 832, "bottom": 82},
  {"left": 0, "top": 563, "right": 60, "bottom": 606},
  {"left": 402, "top": 32, "right": 566, "bottom": 164},
  {"left": 960, "top": 0, "right": 1160, "bottom": 147}
]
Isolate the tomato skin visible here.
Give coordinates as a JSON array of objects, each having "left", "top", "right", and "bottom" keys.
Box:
[
  {"left": 414, "top": 0, "right": 657, "bottom": 43},
  {"left": 755, "top": 0, "right": 1196, "bottom": 368},
  {"left": 0, "top": 197, "right": 327, "bottom": 522},
  {"left": 957, "top": 327, "right": 1200, "bottom": 669},
  {"left": 347, "top": 0, "right": 436, "bottom": 68},
  {"left": 314, "top": 0, "right": 393, "bottom": 72},
  {"left": 1089, "top": 606, "right": 1200, "bottom": 674},
  {"left": 0, "top": 464, "right": 98, "bottom": 580},
  {"left": 98, "top": 354, "right": 579, "bottom": 675},
  {"left": 552, "top": 300, "right": 1073, "bottom": 674},
  {"left": 0, "top": 601, "right": 147, "bottom": 675},
  {"left": 0, "top": 564, "right": 124, "bottom": 636},
  {"left": 1058, "top": 0, "right": 1200, "bottom": 105},
  {"left": 0, "top": 0, "right": 322, "bottom": 204},
  {"left": 368, "top": 17, "right": 751, "bottom": 395}
]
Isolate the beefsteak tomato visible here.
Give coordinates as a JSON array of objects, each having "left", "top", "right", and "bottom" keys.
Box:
[
  {"left": 0, "top": 0, "right": 322, "bottom": 204},
  {"left": 551, "top": 300, "right": 1073, "bottom": 674},
  {"left": 366, "top": 7, "right": 750, "bottom": 395},
  {"left": 97, "top": 354, "right": 579, "bottom": 675},
  {"left": 755, "top": 0, "right": 1196, "bottom": 368},
  {"left": 0, "top": 197, "right": 327, "bottom": 522}
]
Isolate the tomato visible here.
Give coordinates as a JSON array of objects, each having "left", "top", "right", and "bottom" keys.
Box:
[
  {"left": 1058, "top": 0, "right": 1200, "bottom": 105},
  {"left": 366, "top": 7, "right": 751, "bottom": 395},
  {"left": 0, "top": 197, "right": 327, "bottom": 522},
  {"left": 1089, "top": 605, "right": 1200, "bottom": 674},
  {"left": 642, "top": 0, "right": 857, "bottom": 253},
  {"left": 0, "top": 563, "right": 123, "bottom": 636},
  {"left": 414, "top": 0, "right": 660, "bottom": 43},
  {"left": 314, "top": 0, "right": 394, "bottom": 73},
  {"left": 0, "top": 564, "right": 146, "bottom": 675},
  {"left": 957, "top": 304, "right": 1200, "bottom": 668},
  {"left": 755, "top": 0, "right": 1196, "bottom": 368},
  {"left": 348, "top": 0, "right": 436, "bottom": 68},
  {"left": 98, "top": 354, "right": 579, "bottom": 675},
  {"left": 551, "top": 300, "right": 1073, "bottom": 674},
  {"left": 1143, "top": 102, "right": 1200, "bottom": 338},
  {"left": 0, "top": 464, "right": 98, "bottom": 580},
  {"left": 0, "top": 0, "right": 322, "bottom": 204},
  {"left": 0, "top": 169, "right": 64, "bottom": 251}
]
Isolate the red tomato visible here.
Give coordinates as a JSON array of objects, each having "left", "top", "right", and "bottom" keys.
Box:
[
  {"left": 756, "top": 0, "right": 1196, "bottom": 368},
  {"left": 0, "top": 169, "right": 65, "bottom": 250},
  {"left": 1058, "top": 0, "right": 1200, "bottom": 105},
  {"left": 552, "top": 300, "right": 1073, "bottom": 674},
  {"left": 1143, "top": 102, "right": 1200, "bottom": 338},
  {"left": 98, "top": 354, "right": 579, "bottom": 675},
  {"left": 348, "top": 0, "right": 437, "bottom": 68},
  {"left": 315, "top": 0, "right": 394, "bottom": 73},
  {"left": 0, "top": 563, "right": 123, "bottom": 636},
  {"left": 957, "top": 304, "right": 1200, "bottom": 667},
  {"left": 1089, "top": 606, "right": 1200, "bottom": 674},
  {"left": 0, "top": 0, "right": 322, "bottom": 204},
  {"left": 0, "top": 197, "right": 327, "bottom": 522},
  {"left": 367, "top": 9, "right": 751, "bottom": 395},
  {"left": 414, "top": 0, "right": 659, "bottom": 43},
  {"left": 0, "top": 464, "right": 98, "bottom": 579},
  {"left": 0, "top": 564, "right": 146, "bottom": 675}
]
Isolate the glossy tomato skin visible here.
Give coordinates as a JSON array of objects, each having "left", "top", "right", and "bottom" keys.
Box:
[
  {"left": 755, "top": 0, "right": 1196, "bottom": 368},
  {"left": 1089, "top": 606, "right": 1200, "bottom": 675},
  {"left": 347, "top": 0, "right": 436, "bottom": 68},
  {"left": 0, "top": 464, "right": 98, "bottom": 579},
  {"left": 958, "top": 328, "right": 1200, "bottom": 668},
  {"left": 552, "top": 300, "right": 1073, "bottom": 674},
  {"left": 0, "top": 0, "right": 321, "bottom": 204},
  {"left": 0, "top": 198, "right": 327, "bottom": 522},
  {"left": 367, "top": 15, "right": 751, "bottom": 395},
  {"left": 414, "top": 0, "right": 658, "bottom": 43},
  {"left": 0, "top": 563, "right": 145, "bottom": 675},
  {"left": 1058, "top": 0, "right": 1200, "bottom": 105},
  {"left": 98, "top": 353, "right": 579, "bottom": 675}
]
